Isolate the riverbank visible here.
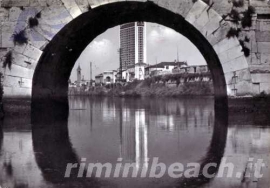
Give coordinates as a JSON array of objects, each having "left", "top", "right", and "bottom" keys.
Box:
[
  {"left": 70, "top": 80, "right": 214, "bottom": 97},
  {"left": 1, "top": 95, "right": 270, "bottom": 122},
  {"left": 2, "top": 98, "right": 31, "bottom": 117}
]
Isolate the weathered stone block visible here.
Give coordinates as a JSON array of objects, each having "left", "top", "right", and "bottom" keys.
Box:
[
  {"left": 235, "top": 81, "right": 253, "bottom": 96},
  {"left": 193, "top": 8, "right": 220, "bottom": 32},
  {"left": 254, "top": 6, "right": 270, "bottom": 14},
  {"left": 4, "top": 75, "right": 32, "bottom": 88},
  {"left": 38, "top": 0, "right": 63, "bottom": 6},
  {"left": 227, "top": 80, "right": 253, "bottom": 96},
  {"left": 212, "top": 0, "right": 232, "bottom": 16},
  {"left": 0, "top": 8, "right": 9, "bottom": 21},
  {"left": 243, "top": 30, "right": 257, "bottom": 53},
  {"left": 88, "top": 0, "right": 110, "bottom": 8},
  {"left": 3, "top": 21, "right": 28, "bottom": 47},
  {"left": 12, "top": 51, "right": 32, "bottom": 68},
  {"left": 251, "top": 73, "right": 270, "bottom": 83},
  {"left": 9, "top": 7, "right": 43, "bottom": 24},
  {"left": 260, "top": 53, "right": 270, "bottom": 64},
  {"left": 0, "top": 23, "right": 2, "bottom": 48},
  {"left": 75, "top": 0, "right": 89, "bottom": 12},
  {"left": 219, "top": 45, "right": 244, "bottom": 64},
  {"left": 185, "top": 0, "right": 207, "bottom": 24},
  {"left": 13, "top": 43, "right": 27, "bottom": 54},
  {"left": 9, "top": 7, "right": 22, "bottom": 21},
  {"left": 213, "top": 37, "right": 240, "bottom": 54},
  {"left": 30, "top": 0, "right": 42, "bottom": 6},
  {"left": 157, "top": 0, "right": 191, "bottom": 17},
  {"left": 1, "top": 0, "right": 30, "bottom": 7},
  {"left": 224, "top": 68, "right": 252, "bottom": 85},
  {"left": 26, "top": 28, "right": 49, "bottom": 49},
  {"left": 35, "top": 5, "right": 73, "bottom": 40},
  {"left": 260, "top": 82, "right": 270, "bottom": 93},
  {"left": 257, "top": 42, "right": 270, "bottom": 54},
  {"left": 250, "top": 64, "right": 270, "bottom": 74},
  {"left": 256, "top": 31, "right": 270, "bottom": 42},
  {"left": 25, "top": 57, "right": 38, "bottom": 69},
  {"left": 0, "top": 48, "right": 8, "bottom": 59},
  {"left": 207, "top": 21, "right": 231, "bottom": 45},
  {"left": 173, "top": 0, "right": 194, "bottom": 18},
  {"left": 257, "top": 20, "right": 270, "bottom": 32},
  {"left": 247, "top": 52, "right": 261, "bottom": 65},
  {"left": 4, "top": 63, "right": 34, "bottom": 79},
  {"left": 1, "top": 22, "right": 16, "bottom": 48},
  {"left": 23, "top": 43, "right": 43, "bottom": 61},
  {"left": 3, "top": 86, "right": 31, "bottom": 97},
  {"left": 62, "top": 0, "right": 82, "bottom": 18},
  {"left": 222, "top": 55, "right": 249, "bottom": 74},
  {"left": 250, "top": 0, "right": 269, "bottom": 7},
  {"left": 202, "top": 11, "right": 223, "bottom": 40}
]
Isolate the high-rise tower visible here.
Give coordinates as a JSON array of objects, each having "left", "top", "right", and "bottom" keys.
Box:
[
  {"left": 77, "top": 65, "right": 81, "bottom": 86},
  {"left": 120, "top": 22, "right": 147, "bottom": 69}
]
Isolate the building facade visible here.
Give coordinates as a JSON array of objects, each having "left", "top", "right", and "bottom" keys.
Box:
[
  {"left": 145, "top": 61, "right": 187, "bottom": 77},
  {"left": 135, "top": 62, "right": 147, "bottom": 80},
  {"left": 95, "top": 70, "right": 117, "bottom": 85},
  {"left": 120, "top": 22, "right": 147, "bottom": 69},
  {"left": 76, "top": 65, "right": 81, "bottom": 87},
  {"left": 95, "top": 74, "right": 104, "bottom": 85}
]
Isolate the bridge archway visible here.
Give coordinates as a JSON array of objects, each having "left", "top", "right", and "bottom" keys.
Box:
[{"left": 32, "top": 0, "right": 247, "bottom": 109}]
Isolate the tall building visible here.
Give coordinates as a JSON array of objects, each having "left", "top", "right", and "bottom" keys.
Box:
[
  {"left": 120, "top": 22, "right": 147, "bottom": 70},
  {"left": 77, "top": 65, "right": 81, "bottom": 87}
]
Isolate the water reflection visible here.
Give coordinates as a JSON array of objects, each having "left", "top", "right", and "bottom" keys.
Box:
[
  {"left": 175, "top": 106, "right": 228, "bottom": 187},
  {"left": 67, "top": 97, "right": 221, "bottom": 187},
  {"left": 32, "top": 108, "right": 100, "bottom": 187},
  {"left": 0, "top": 97, "right": 268, "bottom": 187}
]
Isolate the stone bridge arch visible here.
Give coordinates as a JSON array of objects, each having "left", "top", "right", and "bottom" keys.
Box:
[{"left": 0, "top": 0, "right": 269, "bottom": 101}]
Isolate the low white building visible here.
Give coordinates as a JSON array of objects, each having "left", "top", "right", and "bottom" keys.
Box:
[
  {"left": 146, "top": 61, "right": 187, "bottom": 76},
  {"left": 135, "top": 62, "right": 147, "bottom": 80},
  {"left": 95, "top": 70, "right": 117, "bottom": 85},
  {"left": 103, "top": 71, "right": 117, "bottom": 84},
  {"left": 95, "top": 73, "right": 103, "bottom": 85},
  {"left": 176, "top": 65, "right": 209, "bottom": 74},
  {"left": 121, "top": 66, "right": 135, "bottom": 82}
]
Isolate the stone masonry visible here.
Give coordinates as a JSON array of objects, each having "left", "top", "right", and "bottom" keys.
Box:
[{"left": 0, "top": 0, "right": 270, "bottom": 97}]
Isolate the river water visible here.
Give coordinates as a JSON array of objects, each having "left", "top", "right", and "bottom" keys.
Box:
[{"left": 0, "top": 97, "right": 269, "bottom": 188}]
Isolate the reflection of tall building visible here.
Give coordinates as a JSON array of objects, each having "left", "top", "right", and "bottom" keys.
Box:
[
  {"left": 121, "top": 120, "right": 135, "bottom": 162},
  {"left": 120, "top": 109, "right": 148, "bottom": 168},
  {"left": 156, "top": 115, "right": 175, "bottom": 131},
  {"left": 135, "top": 110, "right": 148, "bottom": 168},
  {"left": 120, "top": 22, "right": 147, "bottom": 69}
]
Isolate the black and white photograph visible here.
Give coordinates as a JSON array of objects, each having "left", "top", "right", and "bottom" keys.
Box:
[{"left": 0, "top": 0, "right": 270, "bottom": 187}]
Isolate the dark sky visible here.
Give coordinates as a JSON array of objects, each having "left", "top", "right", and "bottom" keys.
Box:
[{"left": 70, "top": 22, "right": 206, "bottom": 81}]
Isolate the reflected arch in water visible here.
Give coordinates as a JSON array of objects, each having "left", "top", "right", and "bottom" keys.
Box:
[
  {"left": 31, "top": 99, "right": 228, "bottom": 188},
  {"left": 174, "top": 105, "right": 229, "bottom": 187},
  {"left": 32, "top": 114, "right": 100, "bottom": 187}
]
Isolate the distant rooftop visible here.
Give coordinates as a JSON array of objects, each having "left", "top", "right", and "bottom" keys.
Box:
[
  {"left": 135, "top": 62, "right": 148, "bottom": 66},
  {"left": 147, "top": 61, "right": 187, "bottom": 69}
]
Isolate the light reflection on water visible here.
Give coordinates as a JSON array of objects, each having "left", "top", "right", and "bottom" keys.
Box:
[
  {"left": 68, "top": 97, "right": 214, "bottom": 167},
  {"left": 0, "top": 97, "right": 269, "bottom": 188}
]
